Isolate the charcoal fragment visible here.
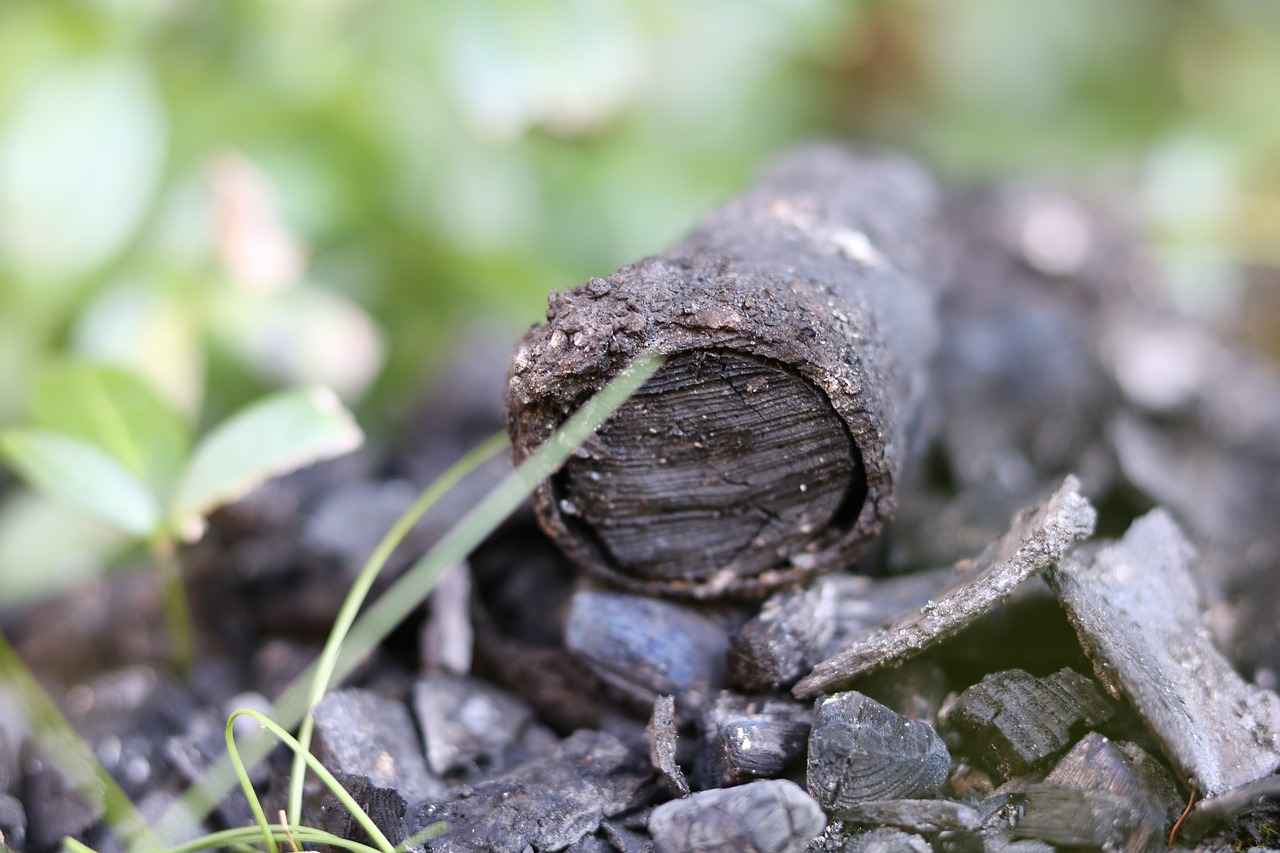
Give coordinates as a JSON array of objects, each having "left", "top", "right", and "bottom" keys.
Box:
[
  {"left": 697, "top": 692, "right": 811, "bottom": 788},
  {"left": 943, "top": 667, "right": 1114, "bottom": 780},
  {"left": 1047, "top": 509, "right": 1280, "bottom": 797},
  {"left": 730, "top": 582, "right": 837, "bottom": 692},
  {"left": 320, "top": 773, "right": 406, "bottom": 848},
  {"left": 1180, "top": 773, "right": 1280, "bottom": 845},
  {"left": 811, "top": 825, "right": 931, "bottom": 852},
  {"left": 566, "top": 590, "right": 730, "bottom": 716},
  {"left": 807, "top": 691, "right": 950, "bottom": 811},
  {"left": 412, "top": 674, "right": 552, "bottom": 778},
  {"left": 649, "top": 695, "right": 689, "bottom": 797},
  {"left": 832, "top": 798, "right": 982, "bottom": 835},
  {"left": 312, "top": 688, "right": 445, "bottom": 802},
  {"left": 796, "top": 476, "right": 1096, "bottom": 697},
  {"left": 509, "top": 146, "right": 941, "bottom": 599},
  {"left": 648, "top": 778, "right": 826, "bottom": 853},
  {"left": 0, "top": 793, "right": 26, "bottom": 851},
  {"left": 1043, "top": 733, "right": 1179, "bottom": 853},
  {"left": 1009, "top": 784, "right": 1142, "bottom": 850},
  {"left": 403, "top": 729, "right": 654, "bottom": 852}
]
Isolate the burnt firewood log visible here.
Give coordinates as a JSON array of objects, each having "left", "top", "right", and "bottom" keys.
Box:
[{"left": 507, "top": 145, "right": 941, "bottom": 598}]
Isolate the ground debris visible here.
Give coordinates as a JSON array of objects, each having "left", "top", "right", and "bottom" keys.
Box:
[
  {"left": 943, "top": 667, "right": 1114, "bottom": 780},
  {"left": 648, "top": 778, "right": 826, "bottom": 853},
  {"left": 696, "top": 691, "right": 811, "bottom": 788},
  {"left": 648, "top": 695, "right": 689, "bottom": 797},
  {"left": 795, "top": 476, "right": 1096, "bottom": 698},
  {"left": 730, "top": 582, "right": 837, "bottom": 691},
  {"left": 807, "top": 691, "right": 951, "bottom": 811},
  {"left": 1047, "top": 509, "right": 1280, "bottom": 798},
  {"left": 403, "top": 729, "right": 656, "bottom": 853}
]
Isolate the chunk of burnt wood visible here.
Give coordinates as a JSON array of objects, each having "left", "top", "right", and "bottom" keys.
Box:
[
  {"left": 649, "top": 695, "right": 689, "bottom": 797},
  {"left": 698, "top": 693, "right": 812, "bottom": 788},
  {"left": 1009, "top": 784, "right": 1143, "bottom": 850},
  {"left": 796, "top": 476, "right": 1096, "bottom": 698},
  {"left": 648, "top": 778, "right": 826, "bottom": 853},
  {"left": 810, "top": 825, "right": 932, "bottom": 852},
  {"left": 402, "top": 729, "right": 655, "bottom": 853},
  {"left": 730, "top": 582, "right": 837, "bottom": 692},
  {"left": 832, "top": 798, "right": 983, "bottom": 836},
  {"left": 1179, "top": 773, "right": 1280, "bottom": 846},
  {"left": 311, "top": 688, "right": 445, "bottom": 803},
  {"left": 412, "top": 674, "right": 554, "bottom": 778},
  {"left": 807, "top": 691, "right": 951, "bottom": 812},
  {"left": 1047, "top": 508, "right": 1280, "bottom": 797},
  {"left": 320, "top": 773, "right": 407, "bottom": 848},
  {"left": 943, "top": 667, "right": 1114, "bottom": 780},
  {"left": 566, "top": 590, "right": 730, "bottom": 716},
  {"left": 1043, "top": 733, "right": 1179, "bottom": 853},
  {"left": 508, "top": 145, "right": 941, "bottom": 599}
]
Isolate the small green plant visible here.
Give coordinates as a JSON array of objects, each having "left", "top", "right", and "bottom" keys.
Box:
[{"left": 0, "top": 360, "right": 362, "bottom": 674}]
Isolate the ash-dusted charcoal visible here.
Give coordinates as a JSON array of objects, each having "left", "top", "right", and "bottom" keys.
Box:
[
  {"left": 320, "top": 773, "right": 406, "bottom": 848},
  {"left": 1009, "top": 784, "right": 1142, "bottom": 850},
  {"left": 1043, "top": 733, "right": 1178, "bottom": 853},
  {"left": 1047, "top": 509, "right": 1280, "bottom": 797},
  {"left": 832, "top": 799, "right": 983, "bottom": 836},
  {"left": 312, "top": 688, "right": 445, "bottom": 803},
  {"left": 509, "top": 145, "right": 940, "bottom": 600},
  {"left": 698, "top": 692, "right": 812, "bottom": 787},
  {"left": 566, "top": 590, "right": 730, "bottom": 715},
  {"left": 649, "top": 695, "right": 690, "bottom": 797},
  {"left": 412, "top": 674, "right": 553, "bottom": 778},
  {"left": 730, "top": 582, "right": 837, "bottom": 692},
  {"left": 402, "top": 729, "right": 655, "bottom": 853},
  {"left": 810, "top": 825, "right": 932, "bottom": 852},
  {"left": 807, "top": 691, "right": 950, "bottom": 811},
  {"left": 420, "top": 562, "right": 473, "bottom": 676},
  {"left": 943, "top": 667, "right": 1114, "bottom": 780},
  {"left": 648, "top": 778, "right": 826, "bottom": 853},
  {"left": 796, "top": 476, "right": 1095, "bottom": 698}
]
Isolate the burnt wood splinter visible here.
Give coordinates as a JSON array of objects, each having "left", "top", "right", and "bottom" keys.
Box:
[{"left": 507, "top": 144, "right": 941, "bottom": 598}]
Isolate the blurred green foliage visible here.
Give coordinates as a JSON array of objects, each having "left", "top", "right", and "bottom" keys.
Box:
[{"left": 1, "top": 0, "right": 1278, "bottom": 598}]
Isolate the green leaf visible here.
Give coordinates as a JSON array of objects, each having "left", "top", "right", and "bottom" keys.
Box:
[
  {"left": 0, "top": 429, "right": 163, "bottom": 537},
  {"left": 169, "top": 386, "right": 363, "bottom": 538},
  {"left": 34, "top": 361, "right": 191, "bottom": 498}
]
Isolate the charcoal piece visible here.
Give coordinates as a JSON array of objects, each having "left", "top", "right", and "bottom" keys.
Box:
[
  {"left": 312, "top": 688, "right": 445, "bottom": 802},
  {"left": 796, "top": 476, "right": 1095, "bottom": 698},
  {"left": 0, "top": 792, "right": 26, "bottom": 851},
  {"left": 696, "top": 692, "right": 812, "bottom": 788},
  {"left": 833, "top": 799, "right": 982, "bottom": 835},
  {"left": 509, "top": 145, "right": 940, "bottom": 600},
  {"left": 402, "top": 729, "right": 655, "bottom": 853},
  {"left": 807, "top": 691, "right": 950, "bottom": 811},
  {"left": 599, "top": 816, "right": 655, "bottom": 853},
  {"left": 20, "top": 741, "right": 102, "bottom": 852},
  {"left": 1047, "top": 509, "right": 1280, "bottom": 797},
  {"left": 320, "top": 773, "right": 407, "bottom": 848},
  {"left": 648, "top": 778, "right": 826, "bottom": 853},
  {"left": 412, "top": 674, "right": 552, "bottom": 778},
  {"left": 566, "top": 590, "right": 729, "bottom": 716},
  {"left": 943, "top": 667, "right": 1114, "bottom": 780},
  {"left": 420, "top": 562, "right": 473, "bottom": 676},
  {"left": 730, "top": 583, "right": 837, "bottom": 692},
  {"left": 1009, "top": 784, "right": 1142, "bottom": 850},
  {"left": 649, "top": 695, "right": 689, "bottom": 797},
  {"left": 822, "top": 568, "right": 956, "bottom": 649},
  {"left": 1043, "top": 733, "right": 1178, "bottom": 853},
  {"left": 815, "top": 825, "right": 932, "bottom": 852}
]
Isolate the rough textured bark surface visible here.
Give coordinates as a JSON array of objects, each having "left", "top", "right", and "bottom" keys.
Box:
[{"left": 507, "top": 145, "right": 940, "bottom": 598}]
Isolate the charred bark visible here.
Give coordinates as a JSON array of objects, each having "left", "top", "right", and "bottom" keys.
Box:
[{"left": 507, "top": 145, "right": 940, "bottom": 598}]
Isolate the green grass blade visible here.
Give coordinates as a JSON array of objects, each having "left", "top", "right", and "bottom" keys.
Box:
[{"left": 286, "top": 429, "right": 510, "bottom": 824}]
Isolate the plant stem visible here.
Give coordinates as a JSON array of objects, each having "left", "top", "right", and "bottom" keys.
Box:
[{"left": 151, "top": 533, "right": 195, "bottom": 678}]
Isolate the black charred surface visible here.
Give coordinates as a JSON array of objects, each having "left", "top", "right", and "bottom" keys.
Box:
[
  {"left": 944, "top": 667, "right": 1114, "bottom": 781},
  {"left": 560, "top": 350, "right": 860, "bottom": 585},
  {"left": 508, "top": 145, "right": 940, "bottom": 598}
]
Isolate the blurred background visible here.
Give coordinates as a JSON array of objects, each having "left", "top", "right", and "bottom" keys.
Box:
[{"left": 1, "top": 0, "right": 1278, "bottom": 600}]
